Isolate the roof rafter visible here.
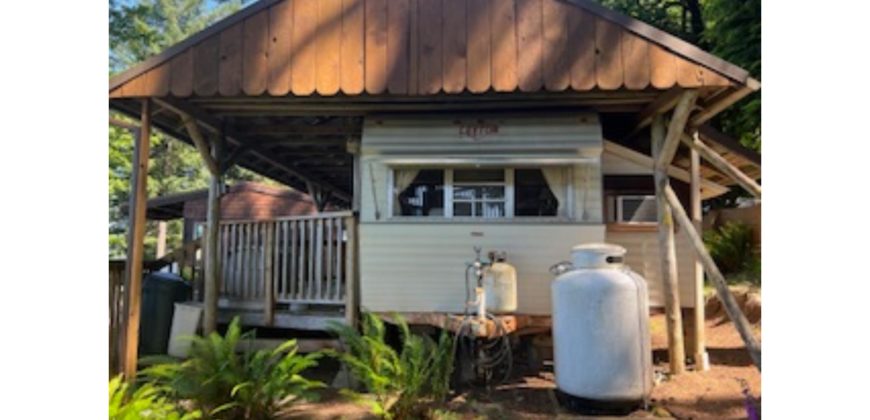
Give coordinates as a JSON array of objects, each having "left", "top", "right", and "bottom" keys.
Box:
[{"left": 153, "top": 98, "right": 352, "bottom": 202}]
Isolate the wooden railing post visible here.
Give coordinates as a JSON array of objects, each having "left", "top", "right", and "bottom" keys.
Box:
[{"left": 264, "top": 222, "right": 275, "bottom": 326}]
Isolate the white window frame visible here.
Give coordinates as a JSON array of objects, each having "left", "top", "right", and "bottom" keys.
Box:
[
  {"left": 389, "top": 166, "right": 570, "bottom": 220},
  {"left": 615, "top": 195, "right": 657, "bottom": 225}
]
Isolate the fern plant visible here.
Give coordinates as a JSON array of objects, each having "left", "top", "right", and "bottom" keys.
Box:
[
  {"left": 141, "top": 317, "right": 324, "bottom": 419},
  {"left": 109, "top": 375, "right": 200, "bottom": 420},
  {"left": 325, "top": 312, "right": 455, "bottom": 420}
]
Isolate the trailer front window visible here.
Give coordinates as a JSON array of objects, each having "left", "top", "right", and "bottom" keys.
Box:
[{"left": 452, "top": 169, "right": 507, "bottom": 218}]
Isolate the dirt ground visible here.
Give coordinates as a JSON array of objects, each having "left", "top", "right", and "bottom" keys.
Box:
[{"left": 281, "top": 306, "right": 761, "bottom": 420}]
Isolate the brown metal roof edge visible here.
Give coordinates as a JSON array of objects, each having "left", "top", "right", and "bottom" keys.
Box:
[
  {"left": 109, "top": 0, "right": 283, "bottom": 91},
  {"left": 110, "top": 0, "right": 758, "bottom": 94},
  {"left": 559, "top": 0, "right": 754, "bottom": 85}
]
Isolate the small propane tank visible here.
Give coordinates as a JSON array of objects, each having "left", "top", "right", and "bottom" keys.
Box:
[
  {"left": 550, "top": 243, "right": 652, "bottom": 414},
  {"left": 483, "top": 251, "right": 517, "bottom": 313}
]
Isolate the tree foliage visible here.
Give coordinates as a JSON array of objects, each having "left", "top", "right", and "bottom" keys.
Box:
[
  {"left": 597, "top": 0, "right": 761, "bottom": 151},
  {"left": 109, "top": 0, "right": 266, "bottom": 259}
]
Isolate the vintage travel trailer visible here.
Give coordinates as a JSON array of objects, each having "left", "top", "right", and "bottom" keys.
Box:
[
  {"left": 108, "top": 0, "right": 763, "bottom": 376},
  {"left": 358, "top": 113, "right": 730, "bottom": 317}
]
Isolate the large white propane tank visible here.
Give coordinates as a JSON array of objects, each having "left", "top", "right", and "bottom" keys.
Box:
[{"left": 551, "top": 243, "right": 652, "bottom": 412}]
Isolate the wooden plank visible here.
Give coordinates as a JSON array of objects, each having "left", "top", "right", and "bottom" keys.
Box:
[
  {"left": 218, "top": 22, "right": 244, "bottom": 96},
  {"left": 291, "top": 0, "right": 318, "bottom": 96},
  {"left": 516, "top": 0, "right": 543, "bottom": 92},
  {"left": 193, "top": 37, "right": 220, "bottom": 95},
  {"left": 594, "top": 17, "right": 623, "bottom": 90},
  {"left": 408, "top": 0, "right": 420, "bottom": 95},
  {"left": 340, "top": 0, "right": 366, "bottom": 94},
  {"left": 690, "top": 147, "right": 708, "bottom": 370},
  {"left": 466, "top": 0, "right": 491, "bottom": 93},
  {"left": 221, "top": 224, "right": 230, "bottom": 295},
  {"left": 267, "top": 0, "right": 294, "bottom": 96},
  {"left": 386, "top": 0, "right": 411, "bottom": 94},
  {"left": 308, "top": 219, "right": 315, "bottom": 299},
  {"left": 170, "top": 49, "right": 194, "bottom": 96},
  {"left": 417, "top": 0, "right": 444, "bottom": 94},
  {"left": 652, "top": 114, "right": 686, "bottom": 375},
  {"left": 663, "top": 185, "right": 761, "bottom": 369},
  {"left": 542, "top": 0, "right": 570, "bottom": 91},
  {"left": 676, "top": 54, "right": 702, "bottom": 87},
  {"left": 621, "top": 31, "right": 650, "bottom": 90},
  {"left": 122, "top": 100, "right": 151, "bottom": 378},
  {"left": 690, "top": 86, "right": 755, "bottom": 127},
  {"left": 264, "top": 223, "right": 275, "bottom": 326},
  {"left": 490, "top": 0, "right": 516, "bottom": 92},
  {"left": 344, "top": 216, "right": 357, "bottom": 326},
  {"left": 316, "top": 0, "right": 343, "bottom": 95},
  {"left": 567, "top": 5, "right": 595, "bottom": 91},
  {"left": 365, "top": 0, "right": 388, "bottom": 94},
  {"left": 441, "top": 0, "right": 467, "bottom": 93},
  {"left": 682, "top": 132, "right": 762, "bottom": 198},
  {"left": 649, "top": 44, "right": 676, "bottom": 89},
  {"left": 242, "top": 10, "right": 270, "bottom": 96}
]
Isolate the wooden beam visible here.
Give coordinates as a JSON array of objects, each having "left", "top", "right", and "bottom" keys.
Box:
[
  {"left": 180, "top": 114, "right": 220, "bottom": 176},
  {"left": 655, "top": 90, "right": 699, "bottom": 170},
  {"left": 625, "top": 88, "right": 685, "bottom": 139},
  {"left": 652, "top": 115, "right": 686, "bottom": 375},
  {"left": 663, "top": 185, "right": 761, "bottom": 370},
  {"left": 122, "top": 99, "right": 151, "bottom": 379},
  {"left": 690, "top": 147, "right": 708, "bottom": 370},
  {"left": 344, "top": 216, "right": 358, "bottom": 327},
  {"left": 682, "top": 133, "right": 762, "bottom": 198},
  {"left": 154, "top": 98, "right": 351, "bottom": 202},
  {"left": 690, "top": 85, "right": 756, "bottom": 127}
]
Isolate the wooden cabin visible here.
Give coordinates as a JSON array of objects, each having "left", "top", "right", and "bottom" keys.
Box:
[{"left": 109, "top": 0, "right": 762, "bottom": 376}]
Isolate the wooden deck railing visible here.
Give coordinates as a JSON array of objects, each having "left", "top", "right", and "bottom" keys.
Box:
[{"left": 217, "top": 212, "right": 355, "bottom": 311}]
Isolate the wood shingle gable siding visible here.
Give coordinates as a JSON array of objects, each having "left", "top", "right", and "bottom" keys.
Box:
[{"left": 110, "top": 0, "right": 746, "bottom": 99}]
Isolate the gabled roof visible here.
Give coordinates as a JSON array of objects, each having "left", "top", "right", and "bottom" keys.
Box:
[{"left": 109, "top": 0, "right": 758, "bottom": 98}]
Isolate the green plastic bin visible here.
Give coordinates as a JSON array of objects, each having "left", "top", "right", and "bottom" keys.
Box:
[{"left": 139, "top": 272, "right": 192, "bottom": 356}]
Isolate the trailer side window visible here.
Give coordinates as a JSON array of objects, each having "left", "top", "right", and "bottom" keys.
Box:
[{"left": 394, "top": 169, "right": 445, "bottom": 216}]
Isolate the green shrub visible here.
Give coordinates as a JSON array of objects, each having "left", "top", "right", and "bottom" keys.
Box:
[
  {"left": 325, "top": 312, "right": 455, "bottom": 420},
  {"left": 142, "top": 317, "right": 324, "bottom": 419},
  {"left": 704, "top": 221, "right": 761, "bottom": 284},
  {"left": 109, "top": 375, "right": 200, "bottom": 420}
]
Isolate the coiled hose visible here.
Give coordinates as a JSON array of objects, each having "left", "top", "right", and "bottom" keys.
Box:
[{"left": 451, "top": 265, "right": 513, "bottom": 386}]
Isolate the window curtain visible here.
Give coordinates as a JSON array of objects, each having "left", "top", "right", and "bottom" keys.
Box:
[
  {"left": 541, "top": 167, "right": 568, "bottom": 217},
  {"left": 392, "top": 168, "right": 420, "bottom": 213}
]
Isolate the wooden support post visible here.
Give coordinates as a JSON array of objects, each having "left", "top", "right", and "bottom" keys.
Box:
[
  {"left": 347, "top": 138, "right": 362, "bottom": 213},
  {"left": 264, "top": 222, "right": 275, "bottom": 326},
  {"left": 663, "top": 185, "right": 761, "bottom": 370},
  {"left": 122, "top": 99, "right": 151, "bottom": 379},
  {"left": 344, "top": 216, "right": 358, "bottom": 327},
  {"left": 184, "top": 120, "right": 223, "bottom": 335},
  {"left": 690, "top": 147, "right": 708, "bottom": 370},
  {"left": 655, "top": 90, "right": 699, "bottom": 170},
  {"left": 682, "top": 133, "right": 762, "bottom": 198},
  {"left": 652, "top": 114, "right": 687, "bottom": 375}
]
